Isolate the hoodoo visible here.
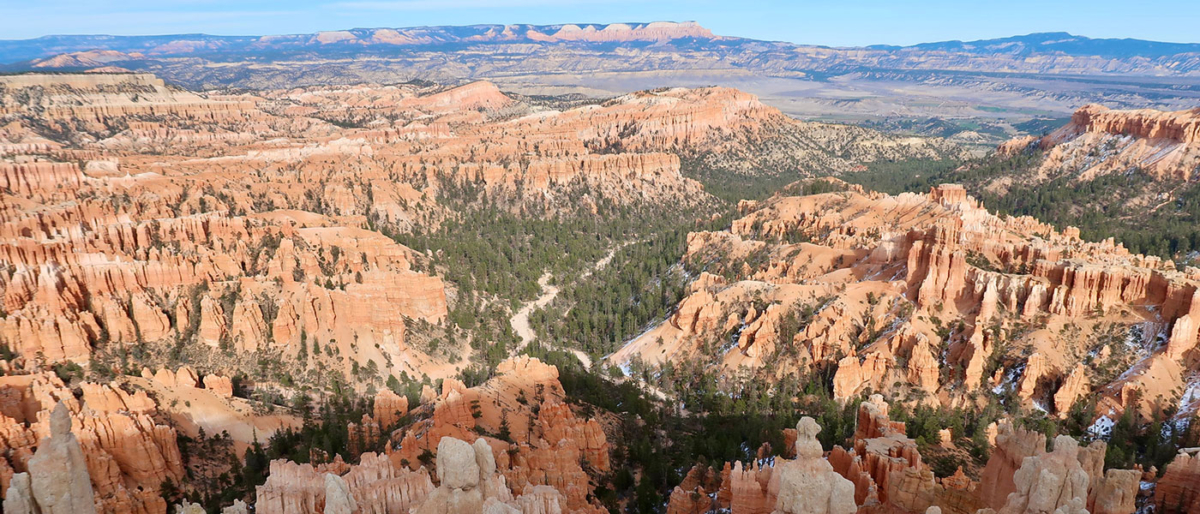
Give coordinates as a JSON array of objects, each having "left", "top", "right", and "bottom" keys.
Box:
[{"left": 3, "top": 6, "right": 1199, "bottom": 510}]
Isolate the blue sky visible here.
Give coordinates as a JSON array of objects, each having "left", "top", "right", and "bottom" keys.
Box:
[{"left": 2, "top": 0, "right": 1198, "bottom": 46}]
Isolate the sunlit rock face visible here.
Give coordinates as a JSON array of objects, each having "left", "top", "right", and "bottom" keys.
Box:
[
  {"left": 612, "top": 178, "right": 1200, "bottom": 422},
  {"left": 998, "top": 105, "right": 1200, "bottom": 182},
  {"left": 254, "top": 357, "right": 607, "bottom": 513},
  {"left": 0, "top": 387, "right": 183, "bottom": 514},
  {"left": 667, "top": 395, "right": 1144, "bottom": 514}
]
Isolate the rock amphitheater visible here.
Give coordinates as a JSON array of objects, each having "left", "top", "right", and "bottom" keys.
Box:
[{"left": 1, "top": 72, "right": 1198, "bottom": 513}]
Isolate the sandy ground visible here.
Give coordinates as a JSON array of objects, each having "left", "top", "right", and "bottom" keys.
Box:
[{"left": 127, "top": 376, "right": 301, "bottom": 455}]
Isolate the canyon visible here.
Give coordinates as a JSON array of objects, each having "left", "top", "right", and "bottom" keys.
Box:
[
  {"left": 1, "top": 65, "right": 1198, "bottom": 514},
  {"left": 0, "top": 71, "right": 978, "bottom": 512},
  {"left": 0, "top": 71, "right": 954, "bottom": 379}
]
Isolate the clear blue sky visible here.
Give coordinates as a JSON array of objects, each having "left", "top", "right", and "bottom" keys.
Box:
[{"left": 2, "top": 0, "right": 1198, "bottom": 46}]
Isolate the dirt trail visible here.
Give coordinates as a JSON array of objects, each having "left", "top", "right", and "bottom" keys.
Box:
[
  {"left": 510, "top": 244, "right": 628, "bottom": 368},
  {"left": 510, "top": 273, "right": 560, "bottom": 351}
]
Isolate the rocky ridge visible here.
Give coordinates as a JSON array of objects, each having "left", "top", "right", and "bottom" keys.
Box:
[
  {"left": 253, "top": 356, "right": 609, "bottom": 513},
  {"left": 8, "top": 25, "right": 1200, "bottom": 80},
  {"left": 998, "top": 104, "right": 1200, "bottom": 182},
  {"left": 666, "top": 395, "right": 1146, "bottom": 514},
  {"left": 612, "top": 179, "right": 1200, "bottom": 424}
]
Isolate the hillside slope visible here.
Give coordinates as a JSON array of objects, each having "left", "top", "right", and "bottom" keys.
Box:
[
  {"left": 931, "top": 105, "right": 1200, "bottom": 258},
  {"left": 609, "top": 179, "right": 1200, "bottom": 429}
]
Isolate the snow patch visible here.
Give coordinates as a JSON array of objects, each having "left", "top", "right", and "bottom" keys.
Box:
[{"left": 1088, "top": 415, "right": 1115, "bottom": 439}]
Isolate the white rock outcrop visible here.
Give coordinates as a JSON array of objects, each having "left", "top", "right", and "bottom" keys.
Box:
[
  {"left": 772, "top": 417, "right": 858, "bottom": 514},
  {"left": 322, "top": 473, "right": 357, "bottom": 514},
  {"left": 4, "top": 402, "right": 98, "bottom": 514}
]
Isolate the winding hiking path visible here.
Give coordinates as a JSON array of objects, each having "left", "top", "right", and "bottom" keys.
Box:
[
  {"left": 510, "top": 273, "right": 560, "bottom": 351},
  {"left": 510, "top": 245, "right": 628, "bottom": 368}
]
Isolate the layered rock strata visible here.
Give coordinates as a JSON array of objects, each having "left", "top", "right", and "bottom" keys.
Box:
[
  {"left": 998, "top": 105, "right": 1200, "bottom": 182},
  {"left": 612, "top": 179, "right": 1200, "bottom": 420}
]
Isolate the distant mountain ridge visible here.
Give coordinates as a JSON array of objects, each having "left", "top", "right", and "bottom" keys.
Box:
[
  {"left": 3, "top": 23, "right": 1199, "bottom": 67},
  {"left": 869, "top": 32, "right": 1200, "bottom": 59},
  {"left": 0, "top": 22, "right": 718, "bottom": 63},
  {"left": 5, "top": 21, "right": 1200, "bottom": 128}
]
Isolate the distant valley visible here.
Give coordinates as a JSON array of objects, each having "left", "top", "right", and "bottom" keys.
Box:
[{"left": 5, "top": 22, "right": 1200, "bottom": 150}]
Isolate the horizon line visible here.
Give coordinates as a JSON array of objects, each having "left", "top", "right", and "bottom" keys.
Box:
[{"left": 3, "top": 22, "right": 1200, "bottom": 48}]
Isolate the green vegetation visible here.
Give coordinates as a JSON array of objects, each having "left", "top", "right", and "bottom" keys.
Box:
[
  {"left": 528, "top": 222, "right": 719, "bottom": 358},
  {"left": 379, "top": 171, "right": 722, "bottom": 373},
  {"left": 1011, "top": 117, "right": 1074, "bottom": 136},
  {"left": 524, "top": 340, "right": 1200, "bottom": 514},
  {"left": 858, "top": 116, "right": 1010, "bottom": 140},
  {"left": 679, "top": 155, "right": 810, "bottom": 203},
  {"left": 839, "top": 157, "right": 963, "bottom": 195},
  {"left": 842, "top": 151, "right": 1200, "bottom": 260},
  {"left": 164, "top": 394, "right": 390, "bottom": 511}
]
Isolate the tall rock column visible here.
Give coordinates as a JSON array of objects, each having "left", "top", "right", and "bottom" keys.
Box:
[
  {"left": 772, "top": 417, "right": 858, "bottom": 514},
  {"left": 2, "top": 473, "right": 37, "bottom": 514},
  {"left": 4, "top": 402, "right": 98, "bottom": 514},
  {"left": 997, "top": 435, "right": 1090, "bottom": 514},
  {"left": 978, "top": 421, "right": 1045, "bottom": 509},
  {"left": 1154, "top": 452, "right": 1200, "bottom": 514},
  {"left": 322, "top": 473, "right": 356, "bottom": 514},
  {"left": 413, "top": 437, "right": 520, "bottom": 514}
]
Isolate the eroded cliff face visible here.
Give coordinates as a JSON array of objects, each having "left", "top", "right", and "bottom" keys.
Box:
[
  {"left": 0, "top": 71, "right": 980, "bottom": 514},
  {"left": 0, "top": 73, "right": 710, "bottom": 385},
  {"left": 0, "top": 73, "right": 459, "bottom": 387},
  {"left": 0, "top": 374, "right": 185, "bottom": 514},
  {"left": 0, "top": 356, "right": 603, "bottom": 513},
  {"left": 254, "top": 356, "right": 609, "bottom": 513},
  {"left": 611, "top": 179, "right": 1200, "bottom": 424},
  {"left": 0, "top": 72, "right": 961, "bottom": 392},
  {"left": 1154, "top": 451, "right": 1200, "bottom": 514},
  {"left": 998, "top": 104, "right": 1200, "bottom": 182},
  {"left": 668, "top": 397, "right": 1143, "bottom": 514}
]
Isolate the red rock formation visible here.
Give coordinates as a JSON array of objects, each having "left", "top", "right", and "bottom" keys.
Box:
[
  {"left": 380, "top": 357, "right": 607, "bottom": 512},
  {"left": 667, "top": 464, "right": 720, "bottom": 514},
  {"left": 1053, "top": 364, "right": 1089, "bottom": 416},
  {"left": 6, "top": 73, "right": 871, "bottom": 391},
  {"left": 999, "top": 105, "right": 1200, "bottom": 182},
  {"left": 685, "top": 396, "right": 959, "bottom": 514},
  {"left": 773, "top": 417, "right": 858, "bottom": 514},
  {"left": 1154, "top": 452, "right": 1200, "bottom": 514},
  {"left": 978, "top": 421, "right": 1046, "bottom": 510},
  {"left": 0, "top": 373, "right": 184, "bottom": 514},
  {"left": 834, "top": 396, "right": 925, "bottom": 510},
  {"left": 202, "top": 374, "right": 234, "bottom": 398},
  {"left": 1088, "top": 468, "right": 1139, "bottom": 514},
  {"left": 612, "top": 178, "right": 1200, "bottom": 421},
  {"left": 995, "top": 436, "right": 1090, "bottom": 514},
  {"left": 255, "top": 452, "right": 435, "bottom": 514},
  {"left": 855, "top": 395, "right": 906, "bottom": 441},
  {"left": 722, "top": 460, "right": 776, "bottom": 514},
  {"left": 1065, "top": 105, "right": 1200, "bottom": 146},
  {"left": 372, "top": 389, "right": 408, "bottom": 430}
]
